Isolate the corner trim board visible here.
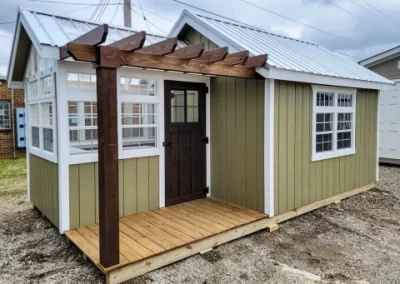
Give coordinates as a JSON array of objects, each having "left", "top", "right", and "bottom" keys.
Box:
[{"left": 264, "top": 79, "right": 274, "bottom": 217}]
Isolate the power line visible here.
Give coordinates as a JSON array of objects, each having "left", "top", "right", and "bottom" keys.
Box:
[
  {"left": 29, "top": 0, "right": 120, "bottom": 5},
  {"left": 358, "top": 0, "right": 400, "bottom": 26},
  {"left": 111, "top": 0, "right": 122, "bottom": 24},
  {"left": 131, "top": 3, "right": 174, "bottom": 23},
  {"left": 137, "top": 0, "right": 150, "bottom": 33},
  {"left": 346, "top": 0, "right": 400, "bottom": 28},
  {"left": 324, "top": 0, "right": 396, "bottom": 33},
  {"left": 171, "top": 0, "right": 359, "bottom": 62},
  {"left": 237, "top": 0, "right": 350, "bottom": 41},
  {"left": 90, "top": 0, "right": 104, "bottom": 20},
  {"left": 129, "top": 5, "right": 168, "bottom": 35},
  {"left": 0, "top": 21, "right": 16, "bottom": 25}
]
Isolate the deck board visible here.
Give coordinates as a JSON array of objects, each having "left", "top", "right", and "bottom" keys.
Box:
[{"left": 65, "top": 198, "right": 268, "bottom": 278}]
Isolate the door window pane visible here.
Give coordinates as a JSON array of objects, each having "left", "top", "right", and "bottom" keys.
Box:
[
  {"left": 187, "top": 90, "right": 199, "bottom": 123},
  {"left": 171, "top": 90, "right": 185, "bottom": 123}
]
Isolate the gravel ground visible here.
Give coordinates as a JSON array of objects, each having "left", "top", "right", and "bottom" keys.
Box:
[{"left": 1, "top": 165, "right": 399, "bottom": 284}]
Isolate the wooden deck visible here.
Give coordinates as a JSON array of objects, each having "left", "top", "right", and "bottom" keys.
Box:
[{"left": 65, "top": 198, "right": 268, "bottom": 283}]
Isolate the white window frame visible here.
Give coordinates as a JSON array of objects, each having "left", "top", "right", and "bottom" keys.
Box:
[
  {"left": 118, "top": 73, "right": 161, "bottom": 159},
  {"left": 312, "top": 85, "right": 357, "bottom": 161},
  {"left": 0, "top": 101, "right": 11, "bottom": 130}
]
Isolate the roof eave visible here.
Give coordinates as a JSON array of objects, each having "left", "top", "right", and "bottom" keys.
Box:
[
  {"left": 359, "top": 46, "right": 400, "bottom": 68},
  {"left": 258, "top": 66, "right": 394, "bottom": 90}
]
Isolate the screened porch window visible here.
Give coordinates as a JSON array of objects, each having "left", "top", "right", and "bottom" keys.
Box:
[{"left": 312, "top": 86, "right": 356, "bottom": 161}]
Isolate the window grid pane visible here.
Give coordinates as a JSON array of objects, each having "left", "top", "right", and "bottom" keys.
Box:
[
  {"left": 121, "top": 103, "right": 158, "bottom": 150},
  {"left": 68, "top": 101, "right": 98, "bottom": 154},
  {"left": 316, "top": 92, "right": 334, "bottom": 107},
  {"left": 0, "top": 101, "right": 10, "bottom": 129},
  {"left": 338, "top": 93, "right": 353, "bottom": 107},
  {"left": 337, "top": 113, "right": 352, "bottom": 131},
  {"left": 120, "top": 77, "right": 157, "bottom": 96}
]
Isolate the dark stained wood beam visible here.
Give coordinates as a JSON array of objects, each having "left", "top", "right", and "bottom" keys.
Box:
[
  {"left": 243, "top": 54, "right": 268, "bottom": 68},
  {"left": 214, "top": 50, "right": 249, "bottom": 65},
  {"left": 194, "top": 47, "right": 228, "bottom": 63},
  {"left": 97, "top": 66, "right": 119, "bottom": 268},
  {"left": 108, "top": 31, "right": 146, "bottom": 51},
  {"left": 166, "top": 43, "right": 205, "bottom": 59},
  {"left": 65, "top": 43, "right": 262, "bottom": 78},
  {"left": 60, "top": 24, "right": 109, "bottom": 60},
  {"left": 135, "top": 37, "right": 178, "bottom": 55},
  {"left": 120, "top": 51, "right": 260, "bottom": 78}
]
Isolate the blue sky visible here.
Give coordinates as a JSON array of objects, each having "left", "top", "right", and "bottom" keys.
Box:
[{"left": 1, "top": 0, "right": 400, "bottom": 76}]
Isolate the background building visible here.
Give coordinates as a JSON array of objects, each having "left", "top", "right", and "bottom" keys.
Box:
[{"left": 0, "top": 76, "right": 25, "bottom": 159}]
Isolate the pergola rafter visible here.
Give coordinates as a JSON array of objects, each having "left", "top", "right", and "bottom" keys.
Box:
[
  {"left": 58, "top": 24, "right": 268, "bottom": 269},
  {"left": 60, "top": 24, "right": 267, "bottom": 78}
]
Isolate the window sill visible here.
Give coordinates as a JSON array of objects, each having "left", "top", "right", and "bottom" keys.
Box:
[{"left": 312, "top": 148, "right": 355, "bottom": 162}]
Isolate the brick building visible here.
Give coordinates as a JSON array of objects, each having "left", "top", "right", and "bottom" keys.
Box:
[{"left": 0, "top": 76, "right": 25, "bottom": 159}]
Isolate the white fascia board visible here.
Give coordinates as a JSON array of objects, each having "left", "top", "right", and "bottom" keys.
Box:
[
  {"left": 8, "top": 81, "right": 25, "bottom": 89},
  {"left": 169, "top": 10, "right": 242, "bottom": 53},
  {"left": 360, "top": 46, "right": 400, "bottom": 67},
  {"left": 7, "top": 20, "right": 21, "bottom": 86},
  {"left": 258, "top": 67, "right": 394, "bottom": 91}
]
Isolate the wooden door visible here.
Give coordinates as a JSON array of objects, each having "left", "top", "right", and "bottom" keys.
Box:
[{"left": 164, "top": 80, "right": 207, "bottom": 206}]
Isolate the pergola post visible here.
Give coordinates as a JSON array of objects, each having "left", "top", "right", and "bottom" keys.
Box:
[{"left": 96, "top": 66, "right": 119, "bottom": 268}]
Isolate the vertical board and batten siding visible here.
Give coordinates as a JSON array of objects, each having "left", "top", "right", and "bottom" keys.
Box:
[
  {"left": 69, "top": 156, "right": 159, "bottom": 229},
  {"left": 183, "top": 26, "right": 218, "bottom": 50},
  {"left": 181, "top": 26, "right": 265, "bottom": 212},
  {"left": 29, "top": 154, "right": 59, "bottom": 227},
  {"left": 210, "top": 77, "right": 265, "bottom": 212},
  {"left": 368, "top": 57, "right": 400, "bottom": 80},
  {"left": 274, "top": 80, "right": 378, "bottom": 215}
]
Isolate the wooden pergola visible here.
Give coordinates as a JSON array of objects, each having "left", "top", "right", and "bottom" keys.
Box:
[{"left": 60, "top": 24, "right": 267, "bottom": 268}]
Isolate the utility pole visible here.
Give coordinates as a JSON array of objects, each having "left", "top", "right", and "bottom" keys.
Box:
[{"left": 123, "top": 0, "right": 132, "bottom": 28}]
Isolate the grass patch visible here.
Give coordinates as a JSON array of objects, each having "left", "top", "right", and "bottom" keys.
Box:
[
  {"left": 0, "top": 159, "right": 27, "bottom": 197},
  {"left": 0, "top": 158, "right": 26, "bottom": 179}
]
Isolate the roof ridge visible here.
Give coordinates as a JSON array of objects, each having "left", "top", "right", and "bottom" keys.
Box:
[
  {"left": 19, "top": 7, "right": 167, "bottom": 39},
  {"left": 195, "top": 13, "right": 319, "bottom": 47}
]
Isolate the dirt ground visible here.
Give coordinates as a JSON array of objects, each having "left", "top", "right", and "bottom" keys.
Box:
[{"left": 1, "top": 163, "right": 399, "bottom": 284}]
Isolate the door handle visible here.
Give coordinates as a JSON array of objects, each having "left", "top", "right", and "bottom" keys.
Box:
[{"left": 163, "top": 141, "right": 173, "bottom": 147}]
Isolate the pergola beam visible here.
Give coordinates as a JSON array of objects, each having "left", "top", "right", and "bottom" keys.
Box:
[
  {"left": 66, "top": 43, "right": 265, "bottom": 78},
  {"left": 135, "top": 37, "right": 178, "bottom": 55},
  {"left": 166, "top": 43, "right": 205, "bottom": 59}
]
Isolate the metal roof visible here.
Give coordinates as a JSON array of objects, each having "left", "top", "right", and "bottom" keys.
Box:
[
  {"left": 175, "top": 10, "right": 392, "bottom": 85},
  {"left": 359, "top": 44, "right": 400, "bottom": 67},
  {"left": 19, "top": 8, "right": 186, "bottom": 48}
]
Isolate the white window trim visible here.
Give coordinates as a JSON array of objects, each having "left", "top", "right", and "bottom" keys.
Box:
[{"left": 312, "top": 85, "right": 357, "bottom": 162}]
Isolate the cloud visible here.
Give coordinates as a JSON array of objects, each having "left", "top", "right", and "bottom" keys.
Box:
[{"left": 1, "top": 0, "right": 400, "bottom": 75}]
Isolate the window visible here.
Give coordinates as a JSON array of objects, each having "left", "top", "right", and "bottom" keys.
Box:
[
  {"left": 171, "top": 90, "right": 199, "bottom": 123},
  {"left": 121, "top": 103, "right": 157, "bottom": 149},
  {"left": 312, "top": 86, "right": 356, "bottom": 161},
  {"left": 42, "top": 102, "right": 54, "bottom": 152},
  {"left": 29, "top": 80, "right": 38, "bottom": 99},
  {"left": 41, "top": 75, "right": 53, "bottom": 96},
  {"left": 0, "top": 101, "right": 10, "bottom": 130},
  {"left": 67, "top": 73, "right": 96, "bottom": 92},
  {"left": 120, "top": 77, "right": 157, "bottom": 96},
  {"left": 68, "top": 101, "right": 98, "bottom": 154},
  {"left": 30, "top": 104, "right": 40, "bottom": 148}
]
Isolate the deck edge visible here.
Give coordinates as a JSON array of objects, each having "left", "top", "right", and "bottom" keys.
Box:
[{"left": 106, "top": 218, "right": 268, "bottom": 284}]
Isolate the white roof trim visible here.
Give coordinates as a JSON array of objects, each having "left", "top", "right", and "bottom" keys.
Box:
[
  {"left": 359, "top": 45, "right": 400, "bottom": 67},
  {"left": 258, "top": 67, "right": 394, "bottom": 90}
]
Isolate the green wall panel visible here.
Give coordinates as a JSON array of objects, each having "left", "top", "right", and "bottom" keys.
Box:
[
  {"left": 69, "top": 156, "right": 160, "bottom": 229},
  {"left": 274, "top": 80, "right": 378, "bottom": 215}
]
